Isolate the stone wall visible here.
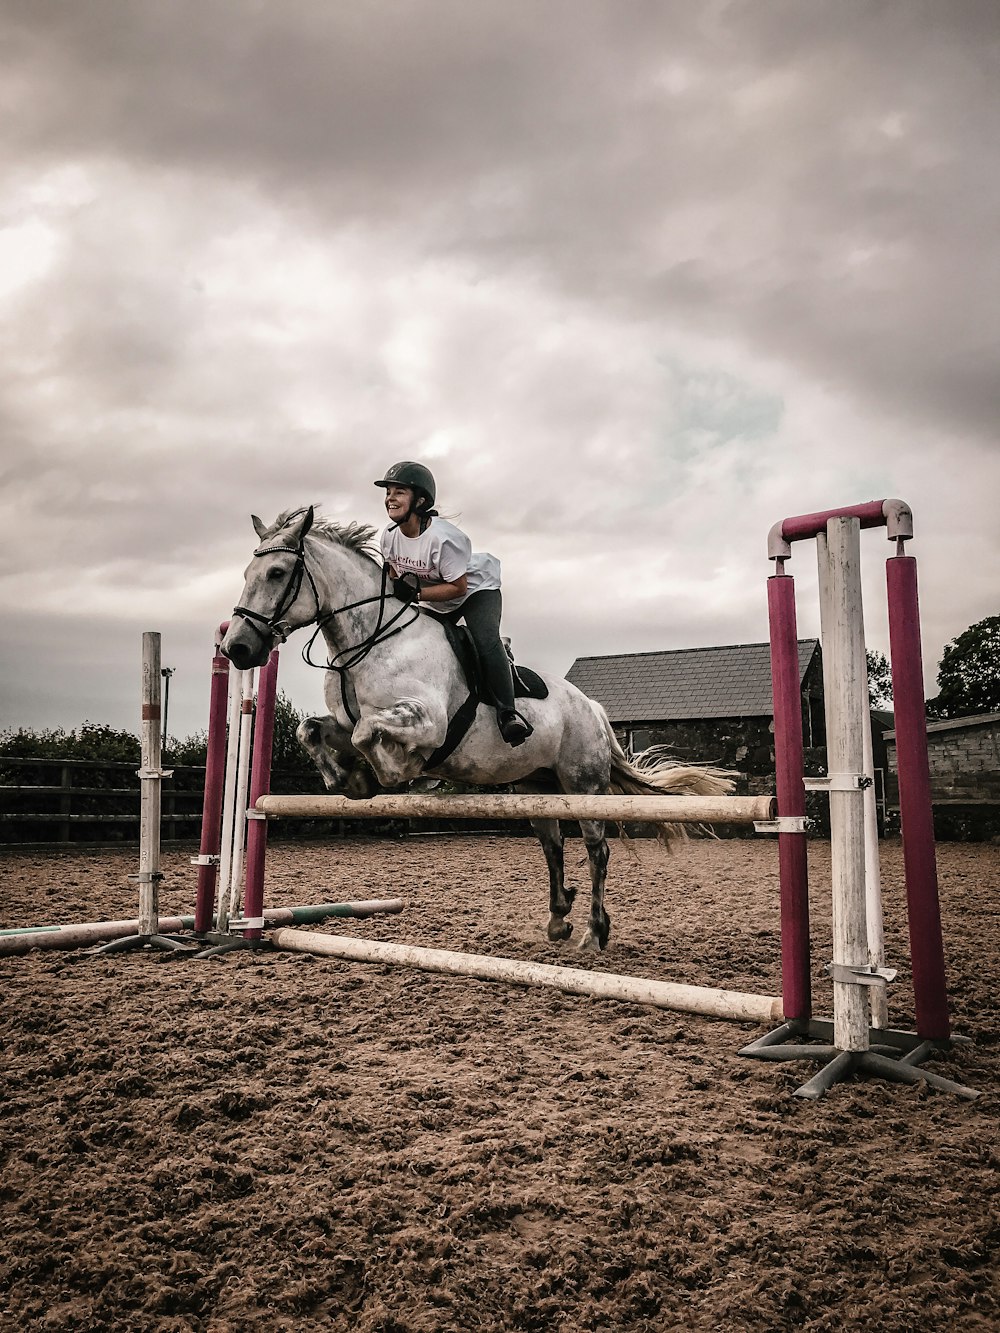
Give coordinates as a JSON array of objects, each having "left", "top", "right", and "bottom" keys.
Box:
[{"left": 885, "top": 713, "right": 1000, "bottom": 839}]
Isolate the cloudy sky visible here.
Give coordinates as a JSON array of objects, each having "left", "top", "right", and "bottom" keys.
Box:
[{"left": 2, "top": 1, "right": 997, "bottom": 741}]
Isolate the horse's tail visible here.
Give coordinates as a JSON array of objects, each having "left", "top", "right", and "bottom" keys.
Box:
[{"left": 594, "top": 702, "right": 735, "bottom": 844}]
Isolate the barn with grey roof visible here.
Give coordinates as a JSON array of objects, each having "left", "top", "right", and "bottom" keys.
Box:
[{"left": 565, "top": 640, "right": 826, "bottom": 796}]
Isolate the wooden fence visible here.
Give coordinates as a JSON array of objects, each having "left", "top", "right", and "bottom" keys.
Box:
[
  {"left": 0, "top": 756, "right": 208, "bottom": 848},
  {"left": 0, "top": 757, "right": 503, "bottom": 848}
]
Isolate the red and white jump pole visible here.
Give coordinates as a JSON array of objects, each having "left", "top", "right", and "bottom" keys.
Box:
[
  {"left": 185, "top": 627, "right": 402, "bottom": 954},
  {"left": 742, "top": 499, "right": 974, "bottom": 1098},
  {"left": 193, "top": 624, "right": 232, "bottom": 934},
  {"left": 192, "top": 625, "right": 278, "bottom": 941},
  {"left": 215, "top": 665, "right": 255, "bottom": 934}
]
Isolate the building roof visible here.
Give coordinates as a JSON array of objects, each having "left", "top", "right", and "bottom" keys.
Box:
[
  {"left": 884, "top": 710, "right": 1000, "bottom": 741},
  {"left": 565, "top": 640, "right": 821, "bottom": 723}
]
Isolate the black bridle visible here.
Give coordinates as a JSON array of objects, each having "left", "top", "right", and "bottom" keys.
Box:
[
  {"left": 232, "top": 541, "right": 318, "bottom": 647},
  {"left": 230, "top": 538, "right": 419, "bottom": 722}
]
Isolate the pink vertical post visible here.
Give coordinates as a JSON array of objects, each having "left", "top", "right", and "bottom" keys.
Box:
[
  {"left": 886, "top": 555, "right": 951, "bottom": 1040},
  {"left": 768, "top": 571, "right": 811, "bottom": 1023},
  {"left": 241, "top": 649, "right": 279, "bottom": 943},
  {"left": 194, "top": 630, "right": 232, "bottom": 933}
]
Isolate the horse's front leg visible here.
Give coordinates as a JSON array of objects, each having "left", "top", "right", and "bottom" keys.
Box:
[
  {"left": 296, "top": 716, "right": 380, "bottom": 798},
  {"left": 577, "top": 819, "right": 611, "bottom": 952},
  {"left": 530, "top": 818, "right": 575, "bottom": 942},
  {"left": 352, "top": 699, "right": 443, "bottom": 787}
]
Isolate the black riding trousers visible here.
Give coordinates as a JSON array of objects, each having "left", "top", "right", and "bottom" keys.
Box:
[{"left": 430, "top": 589, "right": 515, "bottom": 712}]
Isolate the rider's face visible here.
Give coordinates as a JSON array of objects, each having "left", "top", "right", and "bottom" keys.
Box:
[{"left": 384, "top": 485, "right": 414, "bottom": 523}]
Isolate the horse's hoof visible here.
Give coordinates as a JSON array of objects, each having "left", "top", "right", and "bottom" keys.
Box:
[
  {"left": 577, "top": 932, "right": 602, "bottom": 954},
  {"left": 596, "top": 913, "right": 611, "bottom": 951},
  {"left": 547, "top": 918, "right": 573, "bottom": 942}
]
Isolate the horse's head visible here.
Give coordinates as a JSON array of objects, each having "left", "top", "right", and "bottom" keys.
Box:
[{"left": 221, "top": 507, "right": 318, "bottom": 670}]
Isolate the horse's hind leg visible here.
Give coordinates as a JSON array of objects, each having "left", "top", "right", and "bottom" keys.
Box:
[
  {"left": 530, "top": 818, "right": 575, "bottom": 942},
  {"left": 577, "top": 819, "right": 611, "bottom": 953}
]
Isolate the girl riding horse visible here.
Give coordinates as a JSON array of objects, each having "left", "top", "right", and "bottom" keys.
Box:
[{"left": 375, "top": 461, "right": 532, "bottom": 747}]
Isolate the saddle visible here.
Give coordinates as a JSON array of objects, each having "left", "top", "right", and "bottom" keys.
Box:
[{"left": 425, "top": 616, "right": 549, "bottom": 768}]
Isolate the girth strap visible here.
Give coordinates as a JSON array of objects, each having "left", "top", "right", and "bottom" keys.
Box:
[{"left": 424, "top": 690, "right": 481, "bottom": 770}]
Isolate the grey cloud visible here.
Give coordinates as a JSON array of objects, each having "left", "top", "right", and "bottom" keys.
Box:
[{"left": 5, "top": 1, "right": 997, "bottom": 439}]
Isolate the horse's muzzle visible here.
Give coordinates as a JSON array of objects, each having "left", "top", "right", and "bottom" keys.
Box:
[{"left": 220, "top": 622, "right": 273, "bottom": 671}]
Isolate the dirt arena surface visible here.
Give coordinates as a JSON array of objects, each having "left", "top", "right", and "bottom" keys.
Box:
[{"left": 1, "top": 834, "right": 997, "bottom": 1331}]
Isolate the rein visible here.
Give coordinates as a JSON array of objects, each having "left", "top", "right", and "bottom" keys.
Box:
[{"left": 231, "top": 538, "right": 419, "bottom": 723}]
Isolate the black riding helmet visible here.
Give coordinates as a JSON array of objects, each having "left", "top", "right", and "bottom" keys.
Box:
[{"left": 374, "top": 461, "right": 437, "bottom": 516}]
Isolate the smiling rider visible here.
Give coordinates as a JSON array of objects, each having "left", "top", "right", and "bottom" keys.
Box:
[{"left": 375, "top": 461, "right": 532, "bottom": 747}]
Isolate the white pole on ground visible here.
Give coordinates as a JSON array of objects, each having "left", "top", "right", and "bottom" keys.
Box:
[
  {"left": 818, "top": 532, "right": 887, "bottom": 1029},
  {"left": 215, "top": 661, "right": 242, "bottom": 934},
  {"left": 822, "top": 518, "right": 871, "bottom": 1051},
  {"left": 269, "top": 929, "right": 785, "bottom": 1025},
  {"left": 138, "top": 632, "right": 164, "bottom": 938},
  {"left": 225, "top": 668, "right": 256, "bottom": 924}
]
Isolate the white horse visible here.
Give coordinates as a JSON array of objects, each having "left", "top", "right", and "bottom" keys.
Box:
[{"left": 221, "top": 507, "right": 732, "bottom": 951}]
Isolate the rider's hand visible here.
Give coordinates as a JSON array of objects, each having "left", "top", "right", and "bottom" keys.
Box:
[{"left": 393, "top": 573, "right": 421, "bottom": 604}]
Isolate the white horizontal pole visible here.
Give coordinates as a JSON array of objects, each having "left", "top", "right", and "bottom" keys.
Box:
[
  {"left": 269, "top": 929, "right": 784, "bottom": 1025},
  {"left": 0, "top": 900, "right": 403, "bottom": 956},
  {"left": 256, "top": 792, "right": 776, "bottom": 824}
]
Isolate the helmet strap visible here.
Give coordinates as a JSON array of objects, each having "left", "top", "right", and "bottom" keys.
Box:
[{"left": 384, "top": 486, "right": 434, "bottom": 532}]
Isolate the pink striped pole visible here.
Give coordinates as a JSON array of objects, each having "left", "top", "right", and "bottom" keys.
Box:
[
  {"left": 768, "top": 571, "right": 812, "bottom": 1022},
  {"left": 886, "top": 555, "right": 951, "bottom": 1040},
  {"left": 241, "top": 649, "right": 280, "bottom": 943},
  {"left": 194, "top": 626, "right": 232, "bottom": 933}
]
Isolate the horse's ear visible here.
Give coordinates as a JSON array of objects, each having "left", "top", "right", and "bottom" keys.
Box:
[
  {"left": 284, "top": 505, "right": 314, "bottom": 543},
  {"left": 252, "top": 514, "right": 267, "bottom": 538}
]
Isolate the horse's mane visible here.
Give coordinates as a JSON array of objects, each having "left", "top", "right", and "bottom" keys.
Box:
[
  {"left": 311, "top": 516, "right": 380, "bottom": 562},
  {"left": 268, "top": 507, "right": 381, "bottom": 565}
]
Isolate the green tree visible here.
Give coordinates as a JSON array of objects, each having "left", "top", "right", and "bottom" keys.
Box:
[
  {"left": 0, "top": 722, "right": 140, "bottom": 763},
  {"left": 166, "top": 691, "right": 316, "bottom": 772},
  {"left": 866, "top": 650, "right": 893, "bottom": 709},
  {"left": 271, "top": 691, "right": 315, "bottom": 772},
  {"left": 0, "top": 691, "right": 315, "bottom": 771},
  {"left": 926, "top": 614, "right": 1000, "bottom": 719},
  {"left": 166, "top": 731, "right": 209, "bottom": 766}
]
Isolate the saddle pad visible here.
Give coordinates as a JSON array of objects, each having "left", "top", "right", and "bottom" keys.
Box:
[{"left": 512, "top": 665, "right": 548, "bottom": 701}]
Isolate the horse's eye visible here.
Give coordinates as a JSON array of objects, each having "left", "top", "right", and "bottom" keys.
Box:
[{"left": 266, "top": 566, "right": 285, "bottom": 581}]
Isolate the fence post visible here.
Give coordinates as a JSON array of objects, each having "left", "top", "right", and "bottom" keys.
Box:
[{"left": 59, "top": 765, "right": 72, "bottom": 844}]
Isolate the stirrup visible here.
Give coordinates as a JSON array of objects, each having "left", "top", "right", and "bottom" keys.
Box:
[{"left": 498, "top": 709, "right": 533, "bottom": 747}]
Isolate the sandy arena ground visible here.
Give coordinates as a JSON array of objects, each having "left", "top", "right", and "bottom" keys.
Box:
[{"left": 1, "top": 834, "right": 997, "bottom": 1331}]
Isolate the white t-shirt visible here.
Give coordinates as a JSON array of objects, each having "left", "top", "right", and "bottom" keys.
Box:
[{"left": 380, "top": 517, "right": 501, "bottom": 612}]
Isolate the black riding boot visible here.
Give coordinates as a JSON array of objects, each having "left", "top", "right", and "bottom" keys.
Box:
[
  {"left": 456, "top": 590, "right": 534, "bottom": 747},
  {"left": 497, "top": 708, "right": 532, "bottom": 747}
]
